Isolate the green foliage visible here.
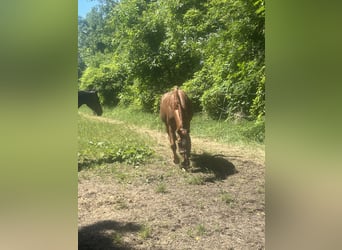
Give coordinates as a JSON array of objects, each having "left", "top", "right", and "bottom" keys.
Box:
[
  {"left": 187, "top": 223, "right": 207, "bottom": 238},
  {"left": 117, "top": 80, "right": 142, "bottom": 108},
  {"left": 196, "top": 224, "right": 206, "bottom": 236},
  {"left": 78, "top": 114, "right": 154, "bottom": 169},
  {"left": 184, "top": 0, "right": 265, "bottom": 119},
  {"left": 241, "top": 116, "right": 265, "bottom": 143},
  {"left": 220, "top": 191, "right": 234, "bottom": 205},
  {"left": 78, "top": 0, "right": 265, "bottom": 118},
  {"left": 78, "top": 140, "right": 153, "bottom": 167},
  {"left": 79, "top": 55, "right": 129, "bottom": 106},
  {"left": 186, "top": 175, "right": 205, "bottom": 185},
  {"left": 155, "top": 182, "right": 167, "bottom": 193},
  {"left": 102, "top": 106, "right": 264, "bottom": 144},
  {"left": 191, "top": 113, "right": 265, "bottom": 144},
  {"left": 104, "top": 106, "right": 162, "bottom": 130},
  {"left": 112, "top": 232, "right": 123, "bottom": 246},
  {"left": 139, "top": 225, "right": 151, "bottom": 239},
  {"left": 200, "top": 84, "right": 227, "bottom": 119},
  {"left": 249, "top": 66, "right": 265, "bottom": 119}
]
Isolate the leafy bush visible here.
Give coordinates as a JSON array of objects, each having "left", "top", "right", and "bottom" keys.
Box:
[
  {"left": 118, "top": 80, "right": 142, "bottom": 108},
  {"left": 201, "top": 84, "right": 227, "bottom": 119},
  {"left": 78, "top": 0, "right": 265, "bottom": 120},
  {"left": 241, "top": 118, "right": 265, "bottom": 143},
  {"left": 79, "top": 57, "right": 129, "bottom": 106}
]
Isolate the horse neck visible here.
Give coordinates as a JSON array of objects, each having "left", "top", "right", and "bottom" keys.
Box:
[{"left": 173, "top": 89, "right": 184, "bottom": 130}]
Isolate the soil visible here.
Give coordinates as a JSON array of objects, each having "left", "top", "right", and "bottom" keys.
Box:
[{"left": 78, "top": 114, "right": 265, "bottom": 250}]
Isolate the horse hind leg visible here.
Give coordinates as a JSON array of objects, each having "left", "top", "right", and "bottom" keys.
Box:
[{"left": 171, "top": 144, "right": 180, "bottom": 164}]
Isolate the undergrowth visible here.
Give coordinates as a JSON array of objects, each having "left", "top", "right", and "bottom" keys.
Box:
[
  {"left": 78, "top": 105, "right": 264, "bottom": 171},
  {"left": 103, "top": 106, "right": 265, "bottom": 144},
  {"left": 78, "top": 112, "right": 154, "bottom": 170}
]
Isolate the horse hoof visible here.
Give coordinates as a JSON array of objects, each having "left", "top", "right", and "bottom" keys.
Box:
[
  {"left": 181, "top": 161, "right": 190, "bottom": 167},
  {"left": 173, "top": 158, "right": 180, "bottom": 164}
]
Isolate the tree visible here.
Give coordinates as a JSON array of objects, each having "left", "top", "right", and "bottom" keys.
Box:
[{"left": 78, "top": 0, "right": 265, "bottom": 120}]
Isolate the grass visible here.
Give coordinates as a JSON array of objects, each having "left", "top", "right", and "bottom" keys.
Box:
[
  {"left": 220, "top": 191, "right": 234, "bottom": 205},
  {"left": 187, "top": 224, "right": 207, "bottom": 238},
  {"left": 191, "top": 114, "right": 265, "bottom": 144},
  {"left": 186, "top": 175, "right": 205, "bottom": 185},
  {"left": 102, "top": 106, "right": 264, "bottom": 145},
  {"left": 139, "top": 225, "right": 151, "bottom": 239},
  {"left": 196, "top": 224, "right": 206, "bottom": 236},
  {"left": 155, "top": 182, "right": 167, "bottom": 193},
  {"left": 78, "top": 110, "right": 155, "bottom": 170},
  {"left": 115, "top": 198, "right": 129, "bottom": 210},
  {"left": 104, "top": 106, "right": 162, "bottom": 131},
  {"left": 78, "top": 105, "right": 264, "bottom": 171},
  {"left": 112, "top": 232, "right": 123, "bottom": 245}
]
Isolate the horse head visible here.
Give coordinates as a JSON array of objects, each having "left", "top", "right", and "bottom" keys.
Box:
[
  {"left": 177, "top": 128, "right": 191, "bottom": 166},
  {"left": 90, "top": 91, "right": 103, "bottom": 116}
]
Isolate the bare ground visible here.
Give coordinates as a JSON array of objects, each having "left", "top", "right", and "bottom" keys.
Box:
[{"left": 78, "top": 114, "right": 265, "bottom": 250}]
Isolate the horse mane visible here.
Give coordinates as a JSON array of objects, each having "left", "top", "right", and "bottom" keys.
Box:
[{"left": 173, "top": 86, "right": 185, "bottom": 132}]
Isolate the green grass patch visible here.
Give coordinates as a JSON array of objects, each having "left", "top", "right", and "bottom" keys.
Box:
[
  {"left": 196, "top": 224, "right": 206, "bottom": 236},
  {"left": 187, "top": 224, "right": 207, "bottom": 238},
  {"left": 115, "top": 198, "right": 129, "bottom": 210},
  {"left": 112, "top": 232, "right": 123, "bottom": 246},
  {"left": 191, "top": 113, "right": 265, "bottom": 144},
  {"left": 78, "top": 114, "right": 154, "bottom": 170},
  {"left": 186, "top": 175, "right": 205, "bottom": 185},
  {"left": 220, "top": 191, "right": 234, "bottom": 205},
  {"left": 155, "top": 182, "right": 167, "bottom": 193},
  {"left": 104, "top": 106, "right": 162, "bottom": 131},
  {"left": 102, "top": 106, "right": 264, "bottom": 145},
  {"left": 139, "top": 225, "right": 151, "bottom": 239}
]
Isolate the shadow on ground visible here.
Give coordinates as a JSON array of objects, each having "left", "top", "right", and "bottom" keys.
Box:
[
  {"left": 78, "top": 220, "right": 142, "bottom": 250},
  {"left": 190, "top": 153, "right": 238, "bottom": 182},
  {"left": 78, "top": 157, "right": 115, "bottom": 171}
]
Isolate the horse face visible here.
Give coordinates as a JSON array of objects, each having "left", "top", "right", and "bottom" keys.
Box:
[
  {"left": 177, "top": 129, "right": 191, "bottom": 165},
  {"left": 93, "top": 102, "right": 103, "bottom": 116},
  {"left": 91, "top": 93, "right": 103, "bottom": 116}
]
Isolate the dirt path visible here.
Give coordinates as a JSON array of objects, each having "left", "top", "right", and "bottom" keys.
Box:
[{"left": 78, "top": 114, "right": 265, "bottom": 249}]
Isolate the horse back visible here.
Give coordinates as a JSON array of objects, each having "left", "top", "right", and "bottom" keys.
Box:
[{"left": 160, "top": 87, "right": 192, "bottom": 130}]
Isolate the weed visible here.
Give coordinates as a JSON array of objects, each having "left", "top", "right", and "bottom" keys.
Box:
[
  {"left": 187, "top": 228, "right": 194, "bottom": 238},
  {"left": 115, "top": 198, "right": 129, "bottom": 210},
  {"left": 187, "top": 224, "right": 207, "bottom": 238},
  {"left": 112, "top": 232, "right": 123, "bottom": 245},
  {"left": 257, "top": 186, "right": 265, "bottom": 194},
  {"left": 196, "top": 224, "right": 206, "bottom": 236},
  {"left": 156, "top": 182, "right": 167, "bottom": 193},
  {"left": 139, "top": 225, "right": 151, "bottom": 239},
  {"left": 197, "top": 201, "right": 205, "bottom": 210},
  {"left": 221, "top": 191, "right": 234, "bottom": 205},
  {"left": 187, "top": 175, "right": 205, "bottom": 185}
]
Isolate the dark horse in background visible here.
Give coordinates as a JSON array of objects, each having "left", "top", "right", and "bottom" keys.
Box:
[
  {"left": 78, "top": 90, "right": 103, "bottom": 116},
  {"left": 160, "top": 87, "right": 193, "bottom": 167}
]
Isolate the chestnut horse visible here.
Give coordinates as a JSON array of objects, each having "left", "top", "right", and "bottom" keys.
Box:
[{"left": 160, "top": 87, "right": 193, "bottom": 166}]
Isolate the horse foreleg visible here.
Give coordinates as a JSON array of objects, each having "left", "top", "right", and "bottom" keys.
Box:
[
  {"left": 167, "top": 126, "right": 179, "bottom": 164},
  {"left": 180, "top": 134, "right": 191, "bottom": 167}
]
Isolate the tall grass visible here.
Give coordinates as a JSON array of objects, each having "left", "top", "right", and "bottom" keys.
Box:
[
  {"left": 102, "top": 106, "right": 264, "bottom": 145},
  {"left": 191, "top": 114, "right": 265, "bottom": 145},
  {"left": 104, "top": 106, "right": 162, "bottom": 131}
]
